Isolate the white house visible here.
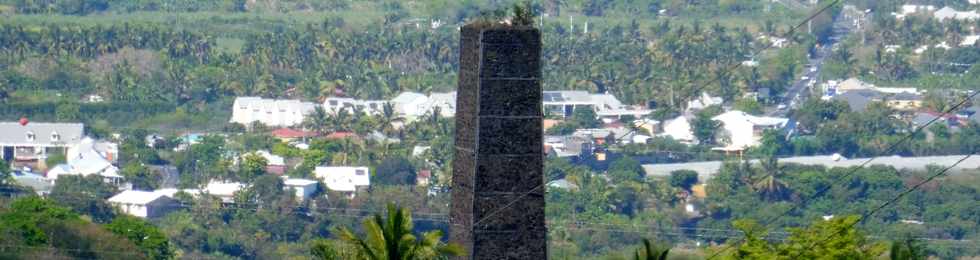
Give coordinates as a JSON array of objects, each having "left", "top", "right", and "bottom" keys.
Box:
[
  {"left": 314, "top": 166, "right": 370, "bottom": 197},
  {"left": 542, "top": 91, "right": 650, "bottom": 119},
  {"left": 108, "top": 190, "right": 179, "bottom": 218},
  {"left": 660, "top": 116, "right": 695, "bottom": 144},
  {"left": 283, "top": 178, "right": 319, "bottom": 200},
  {"left": 47, "top": 137, "right": 124, "bottom": 186},
  {"left": 391, "top": 92, "right": 430, "bottom": 119},
  {"left": 0, "top": 122, "right": 83, "bottom": 165},
  {"left": 230, "top": 97, "right": 317, "bottom": 127},
  {"left": 712, "top": 111, "right": 789, "bottom": 150},
  {"left": 203, "top": 181, "right": 245, "bottom": 203}
]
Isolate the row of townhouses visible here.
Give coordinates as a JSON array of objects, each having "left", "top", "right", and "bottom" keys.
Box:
[{"left": 231, "top": 90, "right": 652, "bottom": 127}]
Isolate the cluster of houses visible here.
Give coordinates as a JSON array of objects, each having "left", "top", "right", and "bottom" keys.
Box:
[
  {"left": 0, "top": 120, "right": 384, "bottom": 219},
  {"left": 892, "top": 4, "right": 980, "bottom": 21},
  {"left": 824, "top": 78, "right": 980, "bottom": 128},
  {"left": 542, "top": 90, "right": 791, "bottom": 162},
  {"left": 107, "top": 165, "right": 372, "bottom": 218},
  {"left": 887, "top": 4, "right": 980, "bottom": 52},
  {"left": 1, "top": 121, "right": 122, "bottom": 193}
]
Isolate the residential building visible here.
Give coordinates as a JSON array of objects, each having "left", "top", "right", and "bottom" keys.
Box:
[
  {"left": 686, "top": 92, "right": 724, "bottom": 111},
  {"left": 544, "top": 135, "right": 594, "bottom": 161},
  {"left": 884, "top": 92, "right": 923, "bottom": 111},
  {"left": 391, "top": 92, "right": 429, "bottom": 119},
  {"left": 46, "top": 137, "right": 124, "bottom": 186},
  {"left": 11, "top": 170, "right": 53, "bottom": 195},
  {"left": 833, "top": 89, "right": 882, "bottom": 112},
  {"left": 660, "top": 116, "right": 695, "bottom": 144},
  {"left": 934, "top": 6, "right": 980, "bottom": 20},
  {"left": 542, "top": 91, "right": 651, "bottom": 119},
  {"left": 323, "top": 96, "right": 387, "bottom": 115},
  {"left": 390, "top": 91, "right": 457, "bottom": 120},
  {"left": 270, "top": 128, "right": 318, "bottom": 142},
  {"left": 203, "top": 181, "right": 245, "bottom": 203},
  {"left": 249, "top": 150, "right": 286, "bottom": 175},
  {"left": 573, "top": 128, "right": 632, "bottom": 145},
  {"left": 0, "top": 122, "right": 84, "bottom": 167},
  {"left": 108, "top": 190, "right": 178, "bottom": 218},
  {"left": 283, "top": 178, "right": 319, "bottom": 200},
  {"left": 712, "top": 110, "right": 789, "bottom": 150},
  {"left": 314, "top": 166, "right": 370, "bottom": 197},
  {"left": 230, "top": 97, "right": 317, "bottom": 127},
  {"left": 633, "top": 118, "right": 661, "bottom": 135}
]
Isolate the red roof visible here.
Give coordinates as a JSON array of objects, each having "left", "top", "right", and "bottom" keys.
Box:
[
  {"left": 325, "top": 131, "right": 358, "bottom": 140},
  {"left": 271, "top": 128, "right": 318, "bottom": 138},
  {"left": 418, "top": 170, "right": 431, "bottom": 179}
]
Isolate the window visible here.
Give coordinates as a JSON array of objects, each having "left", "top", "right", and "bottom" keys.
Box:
[
  {"left": 26, "top": 131, "right": 35, "bottom": 142},
  {"left": 51, "top": 132, "right": 60, "bottom": 141},
  {"left": 356, "top": 169, "right": 366, "bottom": 176}
]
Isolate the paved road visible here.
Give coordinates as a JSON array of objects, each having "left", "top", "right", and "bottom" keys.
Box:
[
  {"left": 768, "top": 10, "right": 853, "bottom": 118},
  {"left": 643, "top": 155, "right": 980, "bottom": 181}
]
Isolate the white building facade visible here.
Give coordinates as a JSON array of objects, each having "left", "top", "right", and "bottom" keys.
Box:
[
  {"left": 314, "top": 166, "right": 370, "bottom": 196},
  {"left": 0, "top": 122, "right": 83, "bottom": 165},
  {"left": 230, "top": 97, "right": 317, "bottom": 127},
  {"left": 712, "top": 111, "right": 788, "bottom": 149}
]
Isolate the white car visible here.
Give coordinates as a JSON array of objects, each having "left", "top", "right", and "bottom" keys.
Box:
[
  {"left": 777, "top": 104, "right": 787, "bottom": 110},
  {"left": 801, "top": 76, "right": 810, "bottom": 81}
]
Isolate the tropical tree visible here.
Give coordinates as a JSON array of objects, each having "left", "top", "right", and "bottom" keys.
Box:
[
  {"left": 377, "top": 103, "right": 404, "bottom": 136},
  {"left": 330, "top": 203, "right": 464, "bottom": 260},
  {"left": 633, "top": 238, "right": 670, "bottom": 260},
  {"left": 721, "top": 216, "right": 885, "bottom": 259},
  {"left": 306, "top": 107, "right": 332, "bottom": 133},
  {"left": 889, "top": 236, "right": 925, "bottom": 260}
]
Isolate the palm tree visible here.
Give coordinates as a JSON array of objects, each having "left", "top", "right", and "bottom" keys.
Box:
[
  {"left": 752, "top": 155, "right": 788, "bottom": 201},
  {"left": 633, "top": 238, "right": 669, "bottom": 260},
  {"left": 378, "top": 103, "right": 404, "bottom": 136},
  {"left": 332, "top": 203, "right": 463, "bottom": 260},
  {"left": 306, "top": 107, "right": 331, "bottom": 133}
]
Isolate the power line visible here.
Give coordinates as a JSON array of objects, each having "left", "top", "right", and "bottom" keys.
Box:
[
  {"left": 474, "top": 0, "right": 847, "bottom": 230},
  {"left": 705, "top": 85, "right": 980, "bottom": 259},
  {"left": 789, "top": 154, "right": 974, "bottom": 258}
]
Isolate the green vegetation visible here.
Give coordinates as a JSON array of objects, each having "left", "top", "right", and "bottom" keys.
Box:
[
  {"left": 0, "top": 197, "right": 147, "bottom": 259},
  {"left": 1, "top": 0, "right": 978, "bottom": 259},
  {"left": 326, "top": 203, "right": 463, "bottom": 260}
]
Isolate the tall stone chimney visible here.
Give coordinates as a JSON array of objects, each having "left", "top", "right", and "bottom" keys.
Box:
[{"left": 451, "top": 23, "right": 546, "bottom": 259}]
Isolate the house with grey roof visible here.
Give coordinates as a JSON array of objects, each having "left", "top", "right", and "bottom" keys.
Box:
[
  {"left": 832, "top": 89, "right": 882, "bottom": 112},
  {"left": 0, "top": 122, "right": 84, "bottom": 168}
]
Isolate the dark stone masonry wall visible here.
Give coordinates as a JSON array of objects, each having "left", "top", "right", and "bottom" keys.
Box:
[{"left": 451, "top": 23, "right": 546, "bottom": 260}]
